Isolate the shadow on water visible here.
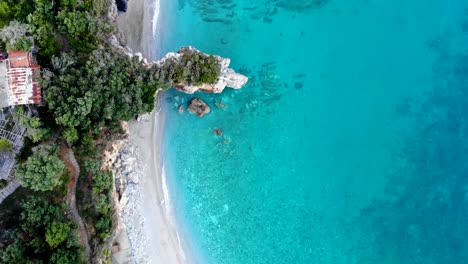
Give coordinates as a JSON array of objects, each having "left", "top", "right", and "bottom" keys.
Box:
[
  {"left": 356, "top": 13, "right": 468, "bottom": 264},
  {"left": 186, "top": 0, "right": 332, "bottom": 24}
]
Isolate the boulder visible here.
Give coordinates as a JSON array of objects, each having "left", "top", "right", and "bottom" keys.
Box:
[
  {"left": 116, "top": 0, "right": 128, "bottom": 12},
  {"left": 188, "top": 98, "right": 211, "bottom": 117},
  {"left": 214, "top": 128, "right": 222, "bottom": 136}
]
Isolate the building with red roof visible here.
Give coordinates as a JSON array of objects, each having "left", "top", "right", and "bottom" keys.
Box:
[{"left": 0, "top": 50, "right": 42, "bottom": 108}]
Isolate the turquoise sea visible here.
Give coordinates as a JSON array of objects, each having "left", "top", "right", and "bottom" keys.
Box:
[{"left": 157, "top": 0, "right": 468, "bottom": 263}]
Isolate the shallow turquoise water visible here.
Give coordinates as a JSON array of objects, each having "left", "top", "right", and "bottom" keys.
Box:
[{"left": 158, "top": 0, "right": 468, "bottom": 263}]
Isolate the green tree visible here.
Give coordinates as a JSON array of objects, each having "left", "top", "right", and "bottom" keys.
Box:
[
  {"left": 95, "top": 215, "right": 111, "bottom": 239},
  {"left": 16, "top": 146, "right": 65, "bottom": 191},
  {"left": 26, "top": 0, "right": 60, "bottom": 58},
  {"left": 0, "top": 238, "right": 25, "bottom": 264},
  {"left": 0, "top": 0, "right": 34, "bottom": 27},
  {"left": 15, "top": 111, "right": 51, "bottom": 143},
  {"left": 92, "top": 171, "right": 112, "bottom": 195},
  {"left": 63, "top": 127, "right": 78, "bottom": 143},
  {"left": 21, "top": 197, "right": 61, "bottom": 230},
  {"left": 45, "top": 221, "right": 71, "bottom": 248},
  {"left": 50, "top": 248, "right": 80, "bottom": 264},
  {"left": 0, "top": 139, "right": 12, "bottom": 152},
  {"left": 0, "top": 197, "right": 84, "bottom": 263},
  {"left": 0, "top": 20, "right": 33, "bottom": 51}
]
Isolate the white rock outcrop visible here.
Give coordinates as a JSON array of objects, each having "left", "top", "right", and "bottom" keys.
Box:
[
  {"left": 110, "top": 39, "right": 248, "bottom": 94},
  {"left": 157, "top": 46, "right": 248, "bottom": 94}
]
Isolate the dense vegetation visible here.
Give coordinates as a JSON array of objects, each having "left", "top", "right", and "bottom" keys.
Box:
[
  {"left": 1, "top": 197, "right": 84, "bottom": 263},
  {"left": 0, "top": 0, "right": 34, "bottom": 28},
  {"left": 0, "top": 0, "right": 222, "bottom": 262},
  {"left": 16, "top": 144, "right": 65, "bottom": 192}
]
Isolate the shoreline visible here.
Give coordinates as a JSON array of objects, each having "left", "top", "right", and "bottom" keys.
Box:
[
  {"left": 113, "top": 0, "right": 190, "bottom": 263},
  {"left": 126, "top": 98, "right": 188, "bottom": 264},
  {"left": 116, "top": 0, "right": 159, "bottom": 60}
]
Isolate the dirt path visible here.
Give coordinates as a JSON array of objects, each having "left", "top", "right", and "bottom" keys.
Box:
[{"left": 61, "top": 147, "right": 91, "bottom": 261}]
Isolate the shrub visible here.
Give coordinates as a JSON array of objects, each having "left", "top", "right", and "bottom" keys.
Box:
[
  {"left": 0, "top": 20, "right": 33, "bottom": 51},
  {"left": 0, "top": 179, "right": 7, "bottom": 189},
  {"left": 16, "top": 145, "right": 65, "bottom": 192},
  {"left": 0, "top": 139, "right": 12, "bottom": 152}
]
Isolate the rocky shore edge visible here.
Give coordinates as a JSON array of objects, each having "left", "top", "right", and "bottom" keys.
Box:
[{"left": 102, "top": 119, "right": 152, "bottom": 263}]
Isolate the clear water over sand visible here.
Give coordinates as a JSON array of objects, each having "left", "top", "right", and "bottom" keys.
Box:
[{"left": 158, "top": 0, "right": 468, "bottom": 263}]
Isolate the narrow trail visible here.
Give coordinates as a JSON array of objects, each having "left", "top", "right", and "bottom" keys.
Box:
[{"left": 62, "top": 147, "right": 92, "bottom": 261}]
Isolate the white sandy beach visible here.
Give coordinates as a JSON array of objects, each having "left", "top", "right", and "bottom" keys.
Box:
[
  {"left": 117, "top": 0, "right": 159, "bottom": 60},
  {"left": 114, "top": 0, "right": 188, "bottom": 263},
  {"left": 127, "top": 108, "right": 187, "bottom": 264}
]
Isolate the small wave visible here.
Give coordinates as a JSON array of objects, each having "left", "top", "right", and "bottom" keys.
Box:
[
  {"left": 152, "top": 0, "right": 161, "bottom": 37},
  {"left": 161, "top": 164, "right": 172, "bottom": 214},
  {"left": 161, "top": 164, "right": 188, "bottom": 261}
]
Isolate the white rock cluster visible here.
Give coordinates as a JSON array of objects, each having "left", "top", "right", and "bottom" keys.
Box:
[{"left": 110, "top": 141, "right": 151, "bottom": 264}]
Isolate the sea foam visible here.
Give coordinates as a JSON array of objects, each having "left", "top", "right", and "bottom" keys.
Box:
[{"left": 152, "top": 0, "right": 160, "bottom": 37}]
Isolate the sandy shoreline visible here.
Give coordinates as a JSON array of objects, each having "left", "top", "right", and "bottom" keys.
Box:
[
  {"left": 126, "top": 103, "right": 187, "bottom": 264},
  {"left": 117, "top": 0, "right": 159, "bottom": 60},
  {"left": 114, "top": 0, "right": 188, "bottom": 263}
]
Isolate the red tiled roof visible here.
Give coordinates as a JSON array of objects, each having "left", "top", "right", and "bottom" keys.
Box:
[{"left": 4, "top": 51, "right": 42, "bottom": 106}]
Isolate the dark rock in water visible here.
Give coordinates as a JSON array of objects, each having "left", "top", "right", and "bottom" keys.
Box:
[
  {"left": 188, "top": 98, "right": 211, "bottom": 117},
  {"left": 178, "top": 105, "right": 185, "bottom": 114},
  {"left": 294, "top": 73, "right": 306, "bottom": 78},
  {"left": 462, "top": 20, "right": 468, "bottom": 33},
  {"left": 294, "top": 82, "right": 303, "bottom": 89},
  {"left": 238, "top": 66, "right": 251, "bottom": 74},
  {"left": 275, "top": 0, "right": 331, "bottom": 12},
  {"left": 203, "top": 17, "right": 228, "bottom": 23},
  {"left": 263, "top": 17, "right": 273, "bottom": 23},
  {"left": 215, "top": 101, "right": 227, "bottom": 110},
  {"left": 116, "top": 0, "right": 128, "bottom": 12},
  {"left": 214, "top": 128, "right": 223, "bottom": 136},
  {"left": 220, "top": 38, "right": 229, "bottom": 45}
]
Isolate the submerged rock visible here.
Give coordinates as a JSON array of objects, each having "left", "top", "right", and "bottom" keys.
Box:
[
  {"left": 214, "top": 128, "right": 223, "bottom": 136},
  {"left": 188, "top": 98, "right": 211, "bottom": 117},
  {"left": 178, "top": 105, "right": 185, "bottom": 114},
  {"left": 215, "top": 101, "right": 227, "bottom": 110}
]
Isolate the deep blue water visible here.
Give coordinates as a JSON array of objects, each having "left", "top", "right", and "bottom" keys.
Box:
[{"left": 158, "top": 0, "right": 468, "bottom": 263}]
